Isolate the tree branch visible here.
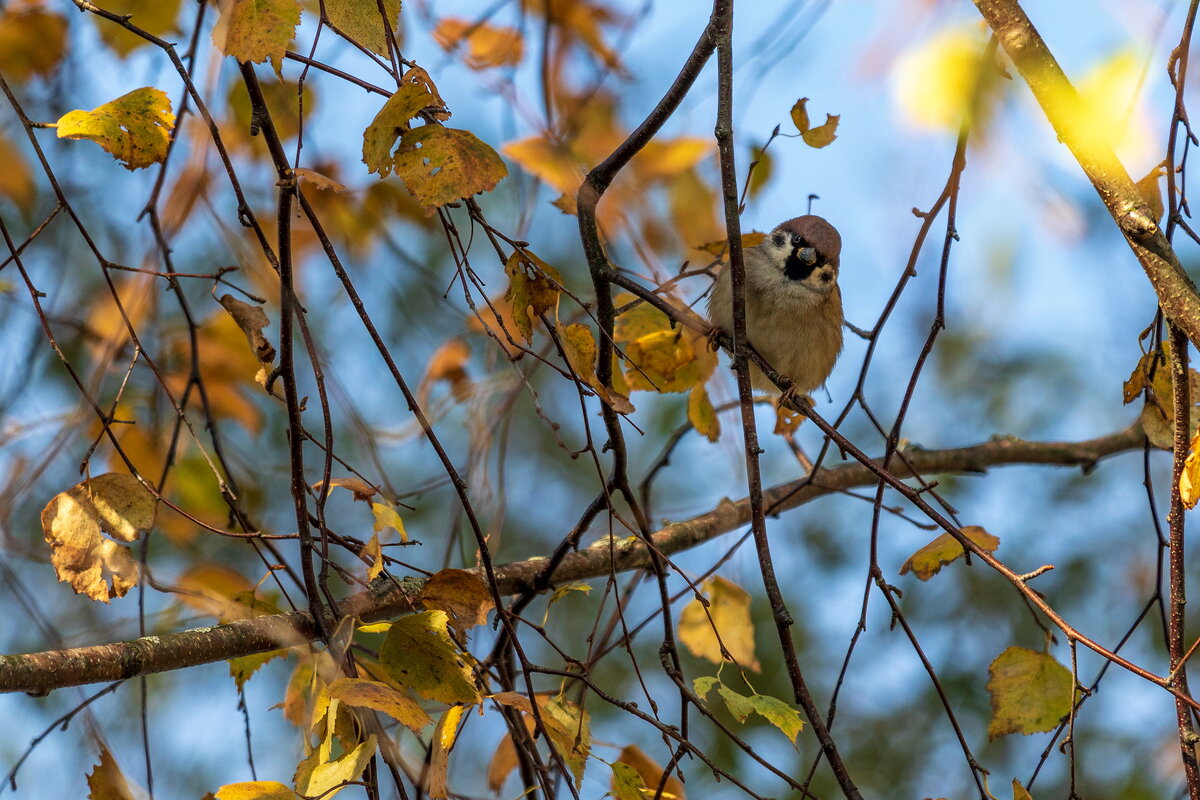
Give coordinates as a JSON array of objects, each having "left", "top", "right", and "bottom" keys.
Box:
[
  {"left": 972, "top": 0, "right": 1200, "bottom": 350},
  {"left": 0, "top": 424, "right": 1146, "bottom": 695}
]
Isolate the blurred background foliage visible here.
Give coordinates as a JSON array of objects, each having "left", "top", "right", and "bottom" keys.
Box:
[{"left": 0, "top": 0, "right": 1198, "bottom": 798}]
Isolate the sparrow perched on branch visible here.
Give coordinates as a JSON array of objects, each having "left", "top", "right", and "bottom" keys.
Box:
[{"left": 707, "top": 215, "right": 843, "bottom": 398}]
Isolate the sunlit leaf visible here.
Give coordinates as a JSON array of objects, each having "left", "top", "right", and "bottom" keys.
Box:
[
  {"left": 56, "top": 87, "right": 174, "bottom": 170},
  {"left": 899, "top": 525, "right": 1000, "bottom": 581},
  {"left": 1135, "top": 164, "right": 1166, "bottom": 224},
  {"left": 892, "top": 26, "right": 992, "bottom": 131},
  {"left": 790, "top": 98, "right": 839, "bottom": 148},
  {"left": 677, "top": 576, "right": 761, "bottom": 671},
  {"left": 986, "top": 647, "right": 1072, "bottom": 739},
  {"left": 40, "top": 473, "right": 155, "bottom": 602},
  {"left": 1181, "top": 428, "right": 1200, "bottom": 510},
  {"left": 420, "top": 337, "right": 472, "bottom": 403},
  {"left": 379, "top": 610, "right": 481, "bottom": 704},
  {"left": 293, "top": 734, "right": 376, "bottom": 799},
  {"left": 214, "top": 783, "right": 298, "bottom": 800},
  {"left": 0, "top": 132, "right": 35, "bottom": 212},
  {"left": 362, "top": 83, "right": 441, "bottom": 177},
  {"left": 428, "top": 705, "right": 466, "bottom": 798},
  {"left": 433, "top": 18, "right": 524, "bottom": 70},
  {"left": 391, "top": 125, "right": 508, "bottom": 214},
  {"left": 538, "top": 695, "right": 590, "bottom": 786},
  {"left": 419, "top": 568, "right": 495, "bottom": 637},
  {"left": 688, "top": 384, "right": 720, "bottom": 442},
  {"left": 229, "top": 648, "right": 288, "bottom": 690},
  {"left": 327, "top": 677, "right": 432, "bottom": 732},
  {"left": 211, "top": 0, "right": 301, "bottom": 67},
  {"left": 360, "top": 533, "right": 384, "bottom": 580},
  {"left": 371, "top": 502, "right": 408, "bottom": 542}
]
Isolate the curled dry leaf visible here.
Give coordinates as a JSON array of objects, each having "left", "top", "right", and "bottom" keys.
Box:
[
  {"left": 419, "top": 568, "right": 496, "bottom": 637},
  {"left": 293, "top": 167, "right": 345, "bottom": 193},
  {"left": 40, "top": 473, "right": 156, "bottom": 602},
  {"left": 899, "top": 525, "right": 1000, "bottom": 580},
  {"left": 218, "top": 294, "right": 276, "bottom": 364},
  {"left": 790, "top": 97, "right": 840, "bottom": 148},
  {"left": 313, "top": 476, "right": 378, "bottom": 501}
]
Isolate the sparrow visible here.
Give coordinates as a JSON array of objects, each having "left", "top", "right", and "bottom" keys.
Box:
[{"left": 707, "top": 215, "right": 843, "bottom": 398}]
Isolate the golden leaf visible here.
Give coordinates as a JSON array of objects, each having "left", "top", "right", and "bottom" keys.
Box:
[
  {"left": 899, "top": 525, "right": 1000, "bottom": 581},
  {"left": 326, "top": 677, "right": 433, "bottom": 732},
  {"left": 314, "top": 477, "right": 378, "bottom": 501},
  {"left": 427, "top": 705, "right": 466, "bottom": 798},
  {"left": 0, "top": 132, "right": 36, "bottom": 212},
  {"left": 371, "top": 501, "right": 408, "bottom": 542},
  {"left": 362, "top": 83, "right": 441, "bottom": 177},
  {"left": 294, "top": 734, "right": 376, "bottom": 799},
  {"left": 609, "top": 762, "right": 649, "bottom": 800},
  {"left": 677, "top": 576, "right": 761, "bottom": 671},
  {"left": 1181, "top": 428, "right": 1200, "bottom": 510},
  {"left": 1135, "top": 164, "right": 1166, "bottom": 224},
  {"left": 486, "top": 715, "right": 535, "bottom": 793},
  {"left": 211, "top": 0, "right": 300, "bottom": 67},
  {"left": 433, "top": 18, "right": 524, "bottom": 70},
  {"left": 0, "top": 6, "right": 67, "bottom": 82},
  {"left": 790, "top": 98, "right": 839, "bottom": 148},
  {"left": 360, "top": 533, "right": 384, "bottom": 580},
  {"left": 613, "top": 745, "right": 686, "bottom": 800},
  {"left": 92, "top": 0, "right": 182, "bottom": 57},
  {"left": 176, "top": 563, "right": 255, "bottom": 618},
  {"left": 538, "top": 695, "right": 591, "bottom": 786},
  {"left": 986, "top": 647, "right": 1072, "bottom": 739},
  {"left": 40, "top": 473, "right": 155, "bottom": 602},
  {"left": 688, "top": 384, "right": 720, "bottom": 442},
  {"left": 892, "top": 26, "right": 992, "bottom": 131},
  {"left": 56, "top": 87, "right": 174, "bottom": 170},
  {"left": 325, "top": 0, "right": 400, "bottom": 57},
  {"left": 214, "top": 783, "right": 298, "bottom": 800},
  {"left": 501, "top": 136, "right": 584, "bottom": 196},
  {"left": 392, "top": 126, "right": 508, "bottom": 214},
  {"left": 293, "top": 167, "right": 345, "bottom": 193},
  {"left": 229, "top": 648, "right": 287, "bottom": 690},
  {"left": 504, "top": 250, "right": 562, "bottom": 344},
  {"left": 87, "top": 745, "right": 138, "bottom": 800},
  {"left": 379, "top": 610, "right": 481, "bottom": 705},
  {"left": 420, "top": 337, "right": 472, "bottom": 403}
]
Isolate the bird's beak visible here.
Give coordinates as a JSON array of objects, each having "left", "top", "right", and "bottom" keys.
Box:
[{"left": 799, "top": 247, "right": 816, "bottom": 264}]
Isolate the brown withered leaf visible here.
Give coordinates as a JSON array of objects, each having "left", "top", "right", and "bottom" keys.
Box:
[
  {"left": 218, "top": 294, "right": 276, "bottom": 364},
  {"left": 420, "top": 568, "right": 495, "bottom": 637},
  {"left": 420, "top": 337, "right": 472, "bottom": 404},
  {"left": 293, "top": 167, "right": 345, "bottom": 193},
  {"left": 87, "top": 745, "right": 138, "bottom": 800},
  {"left": 313, "top": 476, "right": 378, "bottom": 501},
  {"left": 433, "top": 18, "right": 524, "bottom": 70},
  {"left": 40, "top": 473, "right": 155, "bottom": 602}
]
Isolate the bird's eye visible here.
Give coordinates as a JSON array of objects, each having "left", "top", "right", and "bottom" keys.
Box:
[
  {"left": 791, "top": 235, "right": 807, "bottom": 249},
  {"left": 772, "top": 232, "right": 786, "bottom": 247}
]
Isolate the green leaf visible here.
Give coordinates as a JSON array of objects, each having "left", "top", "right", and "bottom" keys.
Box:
[
  {"left": 56, "top": 88, "right": 174, "bottom": 171},
  {"left": 609, "top": 762, "right": 647, "bottom": 800}
]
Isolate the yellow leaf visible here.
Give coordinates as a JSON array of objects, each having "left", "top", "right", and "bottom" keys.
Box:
[
  {"left": 214, "top": 783, "right": 298, "bottom": 800},
  {"left": 522, "top": 0, "right": 624, "bottom": 72},
  {"left": 0, "top": 132, "right": 35, "bottom": 212},
  {"left": 558, "top": 323, "right": 634, "bottom": 413},
  {"left": 433, "top": 18, "right": 524, "bottom": 70},
  {"left": 1135, "top": 164, "right": 1165, "bottom": 224},
  {"left": 790, "top": 98, "right": 839, "bottom": 148},
  {"left": 371, "top": 501, "right": 408, "bottom": 542},
  {"left": 92, "top": 0, "right": 182, "bottom": 57},
  {"left": 504, "top": 250, "right": 562, "bottom": 344},
  {"left": 892, "top": 26, "right": 991, "bottom": 131},
  {"left": 87, "top": 745, "right": 138, "bottom": 800},
  {"left": 538, "top": 695, "right": 590, "bottom": 786},
  {"left": 1182, "top": 428, "right": 1200, "bottom": 510},
  {"left": 40, "top": 473, "right": 155, "bottom": 602},
  {"left": 327, "top": 677, "right": 433, "bottom": 732},
  {"left": 0, "top": 6, "right": 67, "bottom": 82},
  {"left": 614, "top": 293, "right": 715, "bottom": 393},
  {"left": 420, "top": 337, "right": 472, "bottom": 403},
  {"left": 745, "top": 693, "right": 804, "bottom": 743},
  {"left": 379, "top": 610, "right": 481, "bottom": 704},
  {"left": 986, "top": 647, "right": 1072, "bottom": 739},
  {"left": 392, "top": 125, "right": 508, "bottom": 214},
  {"left": 176, "top": 563, "right": 255, "bottom": 618},
  {"left": 294, "top": 734, "right": 376, "bottom": 799},
  {"left": 229, "top": 648, "right": 288, "bottom": 690},
  {"left": 688, "top": 384, "right": 720, "bottom": 442},
  {"left": 1013, "top": 778, "right": 1034, "bottom": 800},
  {"left": 486, "top": 713, "right": 535, "bottom": 792},
  {"left": 56, "top": 87, "right": 174, "bottom": 170},
  {"left": 696, "top": 232, "right": 766, "bottom": 259},
  {"left": 899, "top": 525, "right": 1000, "bottom": 580},
  {"left": 747, "top": 145, "right": 773, "bottom": 199},
  {"left": 325, "top": 0, "right": 400, "bottom": 57},
  {"left": 502, "top": 136, "right": 583, "bottom": 196},
  {"left": 427, "top": 705, "right": 467, "bottom": 798},
  {"left": 420, "top": 568, "right": 496, "bottom": 637},
  {"left": 211, "top": 0, "right": 300, "bottom": 67},
  {"left": 360, "top": 533, "right": 384, "bottom": 580},
  {"left": 633, "top": 137, "right": 710, "bottom": 180},
  {"left": 677, "top": 576, "right": 761, "bottom": 672},
  {"left": 613, "top": 745, "right": 686, "bottom": 800},
  {"left": 362, "top": 83, "right": 442, "bottom": 177}
]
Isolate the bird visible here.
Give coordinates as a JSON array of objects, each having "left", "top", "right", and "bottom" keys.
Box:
[{"left": 707, "top": 215, "right": 843, "bottom": 401}]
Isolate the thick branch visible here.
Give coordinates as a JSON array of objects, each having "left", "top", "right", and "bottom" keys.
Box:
[
  {"left": 972, "top": 0, "right": 1200, "bottom": 349},
  {"left": 1, "top": 425, "right": 1145, "bottom": 694}
]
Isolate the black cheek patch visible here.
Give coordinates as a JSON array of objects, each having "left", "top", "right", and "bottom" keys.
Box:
[{"left": 784, "top": 252, "right": 819, "bottom": 281}]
